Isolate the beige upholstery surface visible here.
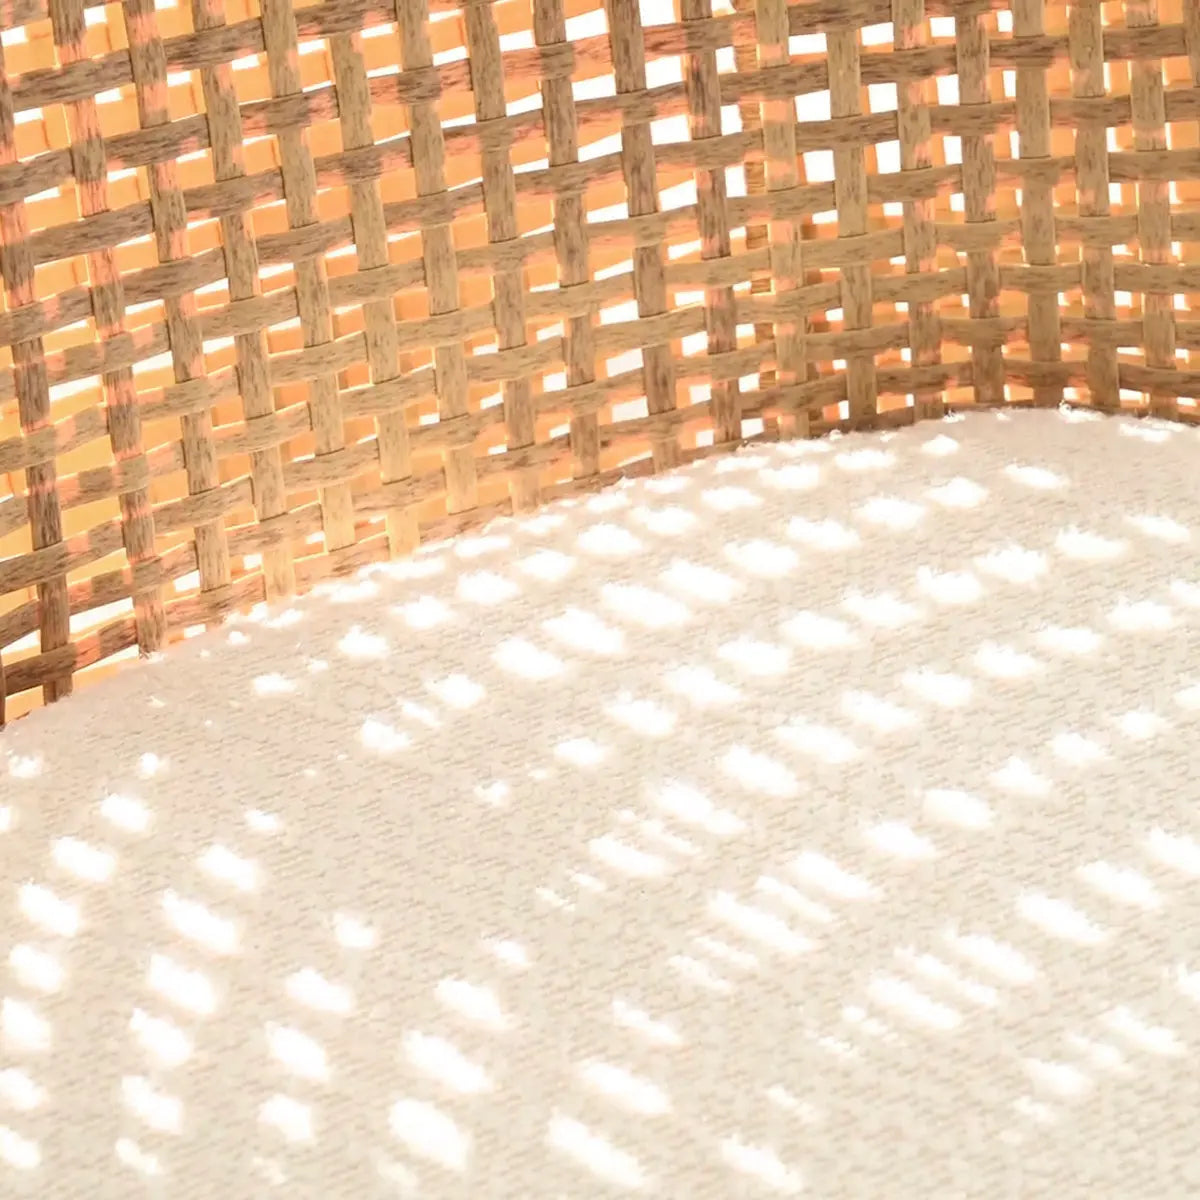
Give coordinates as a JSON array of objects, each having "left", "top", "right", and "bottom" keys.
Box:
[{"left": 3, "top": 409, "right": 1200, "bottom": 1197}]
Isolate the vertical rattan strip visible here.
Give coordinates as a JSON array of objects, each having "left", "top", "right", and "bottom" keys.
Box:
[
  {"left": 732, "top": 0, "right": 777, "bottom": 412},
  {"left": 51, "top": 0, "right": 167, "bottom": 655},
  {"left": 464, "top": 0, "right": 539, "bottom": 512},
  {"left": 329, "top": 33, "right": 420, "bottom": 557},
  {"left": 1068, "top": 2, "right": 1118, "bottom": 412},
  {"left": 828, "top": 28, "right": 878, "bottom": 424},
  {"left": 754, "top": 0, "right": 805, "bottom": 412},
  {"left": 124, "top": 0, "right": 232, "bottom": 598},
  {"left": 1128, "top": 0, "right": 1176, "bottom": 419},
  {"left": 680, "top": 0, "right": 740, "bottom": 448},
  {"left": 0, "top": 47, "right": 71, "bottom": 704},
  {"left": 955, "top": 9, "right": 1004, "bottom": 406},
  {"left": 1013, "top": 0, "right": 1061, "bottom": 407},
  {"left": 605, "top": 0, "right": 680, "bottom": 471},
  {"left": 533, "top": 0, "right": 599, "bottom": 482},
  {"left": 1187, "top": 2, "right": 1200, "bottom": 81},
  {"left": 1188, "top": 0, "right": 1200, "bottom": 403},
  {"left": 396, "top": 0, "right": 478, "bottom": 515},
  {"left": 192, "top": 0, "right": 295, "bottom": 599},
  {"left": 892, "top": 0, "right": 942, "bottom": 420},
  {"left": 260, "top": 0, "right": 357, "bottom": 552}
]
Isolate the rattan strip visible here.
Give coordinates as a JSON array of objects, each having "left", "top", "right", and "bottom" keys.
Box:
[
  {"left": 465, "top": 0, "right": 540, "bottom": 513},
  {"left": 609, "top": 0, "right": 681, "bottom": 473},
  {"left": 1131, "top": 0, "right": 1176, "bottom": 421},
  {"left": 683, "top": 0, "right": 739, "bottom": 448},
  {"left": 1014, "top": 0, "right": 1060, "bottom": 411},
  {"left": 732, "top": 0, "right": 773, "bottom": 430},
  {"left": 328, "top": 27, "right": 419, "bottom": 559},
  {"left": 756, "top": 0, "right": 806, "bottom": 422},
  {"left": 534, "top": 0, "right": 600, "bottom": 481},
  {"left": 0, "top": 40, "right": 71, "bottom": 705},
  {"left": 830, "top": 26, "right": 879, "bottom": 421},
  {"left": 957, "top": 8, "right": 1003, "bottom": 408},
  {"left": 399, "top": 0, "right": 479, "bottom": 517},
  {"left": 192, "top": 0, "right": 296, "bottom": 600},
  {"left": 262, "top": 0, "right": 357, "bottom": 552},
  {"left": 54, "top": 0, "right": 169, "bottom": 660},
  {"left": 894, "top": 0, "right": 942, "bottom": 422},
  {"left": 2, "top": 3, "right": 1200, "bottom": 720},
  {"left": 126, "top": 0, "right": 232, "bottom": 605}
]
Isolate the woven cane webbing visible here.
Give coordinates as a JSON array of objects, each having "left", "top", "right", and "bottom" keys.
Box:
[{"left": 1, "top": 1, "right": 1199, "bottom": 719}]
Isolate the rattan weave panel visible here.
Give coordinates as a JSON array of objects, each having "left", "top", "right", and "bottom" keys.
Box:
[{"left": 1, "top": 0, "right": 1199, "bottom": 721}]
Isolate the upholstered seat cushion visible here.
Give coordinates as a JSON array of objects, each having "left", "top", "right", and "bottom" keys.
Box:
[{"left": 4, "top": 409, "right": 1200, "bottom": 1198}]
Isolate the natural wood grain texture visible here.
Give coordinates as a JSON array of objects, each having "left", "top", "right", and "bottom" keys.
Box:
[{"left": 2, "top": 1, "right": 1199, "bottom": 720}]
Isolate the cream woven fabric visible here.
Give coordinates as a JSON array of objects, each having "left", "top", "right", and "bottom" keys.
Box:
[{"left": 4, "top": 409, "right": 1200, "bottom": 1198}]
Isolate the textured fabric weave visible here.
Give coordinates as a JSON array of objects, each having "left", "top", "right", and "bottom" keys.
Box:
[{"left": 4, "top": 409, "right": 1200, "bottom": 1198}]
